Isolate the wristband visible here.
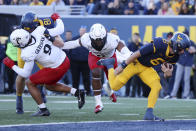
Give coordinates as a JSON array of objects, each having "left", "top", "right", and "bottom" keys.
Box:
[{"left": 121, "top": 60, "right": 127, "bottom": 69}]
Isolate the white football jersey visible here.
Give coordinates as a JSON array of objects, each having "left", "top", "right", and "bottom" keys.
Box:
[
  {"left": 21, "top": 26, "right": 66, "bottom": 68},
  {"left": 80, "top": 33, "right": 120, "bottom": 58}
]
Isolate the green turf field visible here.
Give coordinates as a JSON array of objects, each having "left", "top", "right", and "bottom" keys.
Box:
[{"left": 0, "top": 95, "right": 196, "bottom": 125}]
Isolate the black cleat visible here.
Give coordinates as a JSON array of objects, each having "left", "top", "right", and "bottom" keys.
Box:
[
  {"left": 143, "top": 108, "right": 165, "bottom": 121},
  {"left": 16, "top": 96, "right": 24, "bottom": 114},
  {"left": 31, "top": 108, "right": 50, "bottom": 117},
  {"left": 78, "top": 90, "right": 85, "bottom": 109},
  {"left": 97, "top": 58, "right": 115, "bottom": 69},
  {"left": 16, "top": 109, "right": 24, "bottom": 114}
]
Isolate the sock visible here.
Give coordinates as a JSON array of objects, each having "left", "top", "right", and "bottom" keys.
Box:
[
  {"left": 38, "top": 103, "right": 46, "bottom": 110},
  {"left": 16, "top": 95, "right": 23, "bottom": 110},
  {"left": 70, "top": 88, "right": 77, "bottom": 96},
  {"left": 94, "top": 95, "right": 102, "bottom": 106}
]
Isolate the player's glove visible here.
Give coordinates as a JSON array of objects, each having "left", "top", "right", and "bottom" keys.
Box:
[
  {"left": 44, "top": 29, "right": 55, "bottom": 43},
  {"left": 3, "top": 57, "right": 15, "bottom": 69},
  {"left": 51, "top": 13, "right": 60, "bottom": 21}
]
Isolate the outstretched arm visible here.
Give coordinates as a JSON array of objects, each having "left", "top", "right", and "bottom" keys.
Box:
[
  {"left": 61, "top": 39, "right": 82, "bottom": 49},
  {"left": 3, "top": 57, "right": 34, "bottom": 78},
  {"left": 116, "top": 41, "right": 133, "bottom": 59}
]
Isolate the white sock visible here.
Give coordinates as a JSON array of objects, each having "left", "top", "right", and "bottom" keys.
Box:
[
  {"left": 94, "top": 94, "right": 103, "bottom": 107},
  {"left": 38, "top": 103, "right": 46, "bottom": 109},
  {"left": 70, "top": 88, "right": 77, "bottom": 95}
]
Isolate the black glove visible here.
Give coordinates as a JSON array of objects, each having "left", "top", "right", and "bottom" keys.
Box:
[{"left": 44, "top": 29, "right": 55, "bottom": 42}]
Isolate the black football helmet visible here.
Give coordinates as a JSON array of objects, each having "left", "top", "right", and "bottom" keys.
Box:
[
  {"left": 170, "top": 32, "right": 190, "bottom": 54},
  {"left": 20, "top": 12, "right": 40, "bottom": 33}
]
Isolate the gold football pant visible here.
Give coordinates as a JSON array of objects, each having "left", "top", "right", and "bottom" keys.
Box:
[{"left": 108, "top": 60, "right": 162, "bottom": 108}]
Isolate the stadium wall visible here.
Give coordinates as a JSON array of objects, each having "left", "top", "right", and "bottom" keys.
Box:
[{"left": 61, "top": 16, "right": 196, "bottom": 43}]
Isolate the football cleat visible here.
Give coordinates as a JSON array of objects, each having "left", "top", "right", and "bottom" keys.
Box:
[
  {"left": 143, "top": 108, "right": 164, "bottom": 121},
  {"left": 94, "top": 105, "right": 104, "bottom": 114},
  {"left": 78, "top": 90, "right": 85, "bottom": 109},
  {"left": 16, "top": 109, "right": 24, "bottom": 114},
  {"left": 110, "top": 93, "right": 117, "bottom": 103},
  {"left": 97, "top": 58, "right": 115, "bottom": 69},
  {"left": 31, "top": 108, "right": 50, "bottom": 117}
]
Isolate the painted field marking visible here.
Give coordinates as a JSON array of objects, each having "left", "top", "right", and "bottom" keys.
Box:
[
  {"left": 0, "top": 99, "right": 15, "bottom": 102},
  {"left": 120, "top": 114, "right": 140, "bottom": 116},
  {"left": 175, "top": 115, "right": 191, "bottom": 118}
]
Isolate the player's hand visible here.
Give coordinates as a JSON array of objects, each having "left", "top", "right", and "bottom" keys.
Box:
[
  {"left": 114, "top": 66, "right": 123, "bottom": 75},
  {"left": 3, "top": 57, "right": 15, "bottom": 69},
  {"left": 51, "top": 13, "right": 60, "bottom": 21},
  {"left": 161, "top": 62, "right": 173, "bottom": 78}
]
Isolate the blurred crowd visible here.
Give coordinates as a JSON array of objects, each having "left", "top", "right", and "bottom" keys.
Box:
[
  {"left": 0, "top": 0, "right": 196, "bottom": 15},
  {"left": 1, "top": 25, "right": 196, "bottom": 100}
]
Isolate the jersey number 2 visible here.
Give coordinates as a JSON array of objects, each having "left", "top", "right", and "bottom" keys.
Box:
[{"left": 44, "top": 44, "right": 51, "bottom": 55}]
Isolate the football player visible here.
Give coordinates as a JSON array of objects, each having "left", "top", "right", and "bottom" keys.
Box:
[
  {"left": 15, "top": 12, "right": 64, "bottom": 114},
  {"left": 97, "top": 32, "right": 190, "bottom": 121},
  {"left": 54, "top": 23, "right": 133, "bottom": 113},
  {"left": 3, "top": 26, "right": 85, "bottom": 116}
]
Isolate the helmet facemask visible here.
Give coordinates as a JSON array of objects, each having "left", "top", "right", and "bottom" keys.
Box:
[
  {"left": 171, "top": 40, "right": 184, "bottom": 54},
  {"left": 90, "top": 34, "right": 107, "bottom": 51}
]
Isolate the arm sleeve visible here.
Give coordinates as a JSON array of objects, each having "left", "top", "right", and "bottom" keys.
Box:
[
  {"left": 139, "top": 43, "right": 155, "bottom": 57},
  {"left": 48, "top": 19, "right": 64, "bottom": 37},
  {"left": 12, "top": 61, "right": 34, "bottom": 78},
  {"left": 62, "top": 39, "right": 81, "bottom": 49},
  {"left": 119, "top": 46, "right": 133, "bottom": 59}
]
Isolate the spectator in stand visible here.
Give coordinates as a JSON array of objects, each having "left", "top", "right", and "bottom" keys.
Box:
[
  {"left": 19, "top": 0, "right": 31, "bottom": 5},
  {"left": 30, "top": 0, "right": 44, "bottom": 5},
  {"left": 124, "top": 0, "right": 139, "bottom": 15},
  {"left": 107, "top": 0, "right": 124, "bottom": 15},
  {"left": 144, "top": 0, "right": 158, "bottom": 15},
  {"left": 92, "top": 0, "right": 108, "bottom": 15},
  {"left": 11, "top": 0, "right": 19, "bottom": 5},
  {"left": 4, "top": 0, "right": 12, "bottom": 5},
  {"left": 158, "top": 2, "right": 175, "bottom": 15},
  {"left": 51, "top": 0, "right": 65, "bottom": 6},
  {"left": 69, "top": 26, "right": 91, "bottom": 96},
  {"left": 86, "top": 0, "right": 97, "bottom": 14},
  {"left": 171, "top": 0, "right": 185, "bottom": 15},
  {"left": 169, "top": 29, "right": 196, "bottom": 99},
  {"left": 156, "top": 0, "right": 167, "bottom": 11},
  {"left": 190, "top": 2, "right": 196, "bottom": 15},
  {"left": 0, "top": 0, "right": 4, "bottom": 4},
  {"left": 76, "top": 0, "right": 86, "bottom": 5},
  {"left": 142, "top": 0, "right": 159, "bottom": 9},
  {"left": 64, "top": 0, "right": 76, "bottom": 5},
  {"left": 179, "top": 3, "right": 190, "bottom": 15}
]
